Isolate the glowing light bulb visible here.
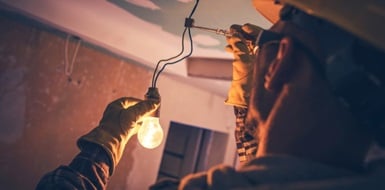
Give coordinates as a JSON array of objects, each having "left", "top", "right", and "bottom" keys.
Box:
[
  {"left": 138, "top": 87, "right": 163, "bottom": 149},
  {"left": 138, "top": 116, "right": 164, "bottom": 149}
]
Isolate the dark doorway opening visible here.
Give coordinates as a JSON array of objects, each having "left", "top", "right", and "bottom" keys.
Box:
[{"left": 157, "top": 121, "right": 228, "bottom": 181}]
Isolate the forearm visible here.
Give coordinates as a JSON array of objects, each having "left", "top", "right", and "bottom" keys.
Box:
[
  {"left": 36, "top": 143, "right": 111, "bottom": 190},
  {"left": 234, "top": 106, "right": 258, "bottom": 163}
]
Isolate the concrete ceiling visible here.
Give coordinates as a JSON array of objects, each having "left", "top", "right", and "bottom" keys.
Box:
[{"left": 0, "top": 0, "right": 272, "bottom": 96}]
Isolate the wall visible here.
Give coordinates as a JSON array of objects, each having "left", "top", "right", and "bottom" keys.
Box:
[{"left": 0, "top": 12, "right": 236, "bottom": 189}]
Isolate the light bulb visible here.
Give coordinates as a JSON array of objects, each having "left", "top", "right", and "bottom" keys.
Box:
[{"left": 138, "top": 116, "right": 164, "bottom": 149}]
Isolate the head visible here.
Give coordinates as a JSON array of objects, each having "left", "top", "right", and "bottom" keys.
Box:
[{"left": 248, "top": 0, "right": 385, "bottom": 171}]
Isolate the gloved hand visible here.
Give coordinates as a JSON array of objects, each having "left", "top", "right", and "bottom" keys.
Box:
[
  {"left": 77, "top": 97, "right": 160, "bottom": 175},
  {"left": 225, "top": 23, "right": 263, "bottom": 108}
]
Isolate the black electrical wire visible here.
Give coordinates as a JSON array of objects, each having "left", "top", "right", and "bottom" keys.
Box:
[
  {"left": 151, "top": 27, "right": 188, "bottom": 87},
  {"left": 151, "top": 0, "right": 199, "bottom": 88}
]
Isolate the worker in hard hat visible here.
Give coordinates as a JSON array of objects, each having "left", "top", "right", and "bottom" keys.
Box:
[
  {"left": 153, "top": 0, "right": 385, "bottom": 188},
  {"left": 37, "top": 0, "right": 385, "bottom": 189}
]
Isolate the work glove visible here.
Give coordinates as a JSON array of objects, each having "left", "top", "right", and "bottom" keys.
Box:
[
  {"left": 77, "top": 97, "right": 160, "bottom": 175},
  {"left": 225, "top": 23, "right": 263, "bottom": 108}
]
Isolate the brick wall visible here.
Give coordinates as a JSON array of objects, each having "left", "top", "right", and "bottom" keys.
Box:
[{"left": 0, "top": 13, "right": 152, "bottom": 189}]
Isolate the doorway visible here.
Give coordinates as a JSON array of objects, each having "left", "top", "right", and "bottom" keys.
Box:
[{"left": 157, "top": 121, "right": 228, "bottom": 181}]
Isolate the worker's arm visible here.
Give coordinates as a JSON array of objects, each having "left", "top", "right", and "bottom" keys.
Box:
[
  {"left": 225, "top": 24, "right": 262, "bottom": 163},
  {"left": 36, "top": 143, "right": 111, "bottom": 190},
  {"left": 36, "top": 97, "right": 159, "bottom": 190}
]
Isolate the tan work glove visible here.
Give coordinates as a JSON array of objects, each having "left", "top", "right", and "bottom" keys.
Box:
[
  {"left": 77, "top": 97, "right": 160, "bottom": 175},
  {"left": 225, "top": 23, "right": 263, "bottom": 108}
]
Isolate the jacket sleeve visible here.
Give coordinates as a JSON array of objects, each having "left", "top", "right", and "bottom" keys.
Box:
[
  {"left": 234, "top": 106, "right": 258, "bottom": 163},
  {"left": 35, "top": 142, "right": 111, "bottom": 190}
]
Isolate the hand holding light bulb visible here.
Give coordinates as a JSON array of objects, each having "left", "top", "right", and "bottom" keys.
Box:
[
  {"left": 137, "top": 87, "right": 164, "bottom": 149},
  {"left": 77, "top": 96, "right": 160, "bottom": 175}
]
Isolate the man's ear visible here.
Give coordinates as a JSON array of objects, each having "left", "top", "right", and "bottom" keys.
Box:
[{"left": 264, "top": 37, "right": 295, "bottom": 91}]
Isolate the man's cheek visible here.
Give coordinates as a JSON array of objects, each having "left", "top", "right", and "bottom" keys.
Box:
[{"left": 248, "top": 85, "right": 266, "bottom": 123}]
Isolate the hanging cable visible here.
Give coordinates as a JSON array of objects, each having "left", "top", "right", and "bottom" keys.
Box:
[
  {"left": 151, "top": 0, "right": 200, "bottom": 88},
  {"left": 64, "top": 35, "right": 81, "bottom": 77}
]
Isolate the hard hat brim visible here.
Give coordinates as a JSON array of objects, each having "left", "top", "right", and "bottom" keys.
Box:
[{"left": 252, "top": 0, "right": 283, "bottom": 24}]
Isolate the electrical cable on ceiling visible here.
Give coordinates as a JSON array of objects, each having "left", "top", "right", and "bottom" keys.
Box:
[{"left": 151, "top": 0, "right": 200, "bottom": 88}]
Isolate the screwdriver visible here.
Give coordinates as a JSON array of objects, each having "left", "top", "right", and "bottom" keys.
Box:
[{"left": 185, "top": 18, "right": 256, "bottom": 44}]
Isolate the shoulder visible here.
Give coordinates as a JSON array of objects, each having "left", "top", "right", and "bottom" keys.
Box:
[{"left": 179, "top": 164, "right": 251, "bottom": 189}]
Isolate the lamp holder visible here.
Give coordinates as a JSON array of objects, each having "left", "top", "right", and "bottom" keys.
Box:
[{"left": 145, "top": 87, "right": 161, "bottom": 117}]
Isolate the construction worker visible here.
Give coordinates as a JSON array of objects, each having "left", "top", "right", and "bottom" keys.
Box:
[{"left": 37, "top": 0, "right": 385, "bottom": 189}]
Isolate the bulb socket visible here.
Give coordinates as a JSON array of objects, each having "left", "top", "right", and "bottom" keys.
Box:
[{"left": 145, "top": 87, "right": 161, "bottom": 117}]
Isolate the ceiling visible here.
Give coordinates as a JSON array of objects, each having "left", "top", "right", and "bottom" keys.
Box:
[{"left": 0, "top": 0, "right": 272, "bottom": 96}]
